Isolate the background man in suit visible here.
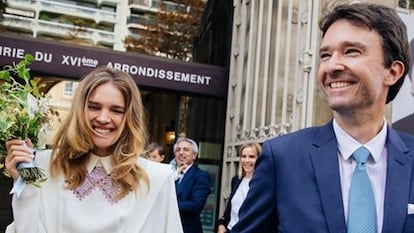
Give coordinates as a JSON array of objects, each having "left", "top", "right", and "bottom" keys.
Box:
[
  {"left": 393, "top": 38, "right": 414, "bottom": 134},
  {"left": 173, "top": 137, "right": 211, "bottom": 233},
  {"left": 231, "top": 3, "right": 414, "bottom": 233}
]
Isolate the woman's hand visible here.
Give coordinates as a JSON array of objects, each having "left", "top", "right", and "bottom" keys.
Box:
[
  {"left": 5, "top": 139, "right": 34, "bottom": 181},
  {"left": 217, "top": 224, "right": 227, "bottom": 233}
]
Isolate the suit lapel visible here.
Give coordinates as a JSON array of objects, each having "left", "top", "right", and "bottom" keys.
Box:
[
  {"left": 176, "top": 165, "right": 196, "bottom": 195},
  {"left": 310, "top": 124, "right": 414, "bottom": 232},
  {"left": 181, "top": 165, "right": 196, "bottom": 184},
  {"left": 175, "top": 178, "right": 181, "bottom": 194},
  {"left": 310, "top": 122, "right": 347, "bottom": 233},
  {"left": 382, "top": 127, "right": 413, "bottom": 233}
]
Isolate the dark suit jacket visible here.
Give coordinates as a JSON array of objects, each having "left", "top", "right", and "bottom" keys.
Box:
[
  {"left": 231, "top": 121, "right": 414, "bottom": 233},
  {"left": 393, "top": 114, "right": 414, "bottom": 135},
  {"left": 217, "top": 176, "right": 243, "bottom": 229},
  {"left": 176, "top": 164, "right": 211, "bottom": 233}
]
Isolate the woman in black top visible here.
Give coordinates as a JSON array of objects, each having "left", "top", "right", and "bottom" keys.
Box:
[{"left": 217, "top": 143, "right": 262, "bottom": 233}]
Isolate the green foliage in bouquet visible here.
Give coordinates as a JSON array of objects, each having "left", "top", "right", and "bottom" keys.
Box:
[{"left": 0, "top": 54, "right": 55, "bottom": 186}]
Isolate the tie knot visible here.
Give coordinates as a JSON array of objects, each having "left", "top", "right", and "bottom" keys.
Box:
[{"left": 352, "top": 146, "right": 370, "bottom": 164}]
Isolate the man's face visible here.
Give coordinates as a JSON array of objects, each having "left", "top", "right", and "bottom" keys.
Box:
[
  {"left": 174, "top": 141, "right": 197, "bottom": 166},
  {"left": 318, "top": 19, "right": 400, "bottom": 114}
]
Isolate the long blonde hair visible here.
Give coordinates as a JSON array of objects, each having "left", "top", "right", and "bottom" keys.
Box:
[
  {"left": 50, "top": 67, "right": 149, "bottom": 200},
  {"left": 237, "top": 143, "right": 262, "bottom": 178}
]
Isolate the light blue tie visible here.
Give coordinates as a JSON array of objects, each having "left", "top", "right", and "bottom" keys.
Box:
[{"left": 348, "top": 146, "right": 377, "bottom": 233}]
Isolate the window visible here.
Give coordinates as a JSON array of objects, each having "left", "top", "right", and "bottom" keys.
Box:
[{"left": 64, "top": 81, "right": 74, "bottom": 96}]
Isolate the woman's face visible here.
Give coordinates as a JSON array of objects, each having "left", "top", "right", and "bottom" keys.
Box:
[
  {"left": 240, "top": 146, "right": 258, "bottom": 177},
  {"left": 87, "top": 82, "right": 126, "bottom": 156}
]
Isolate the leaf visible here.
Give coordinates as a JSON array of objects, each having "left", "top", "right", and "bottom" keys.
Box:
[
  {"left": 0, "top": 70, "right": 10, "bottom": 81},
  {"left": 17, "top": 65, "right": 31, "bottom": 83},
  {"left": 24, "top": 54, "right": 35, "bottom": 63},
  {"left": 30, "top": 79, "right": 41, "bottom": 97},
  {"left": 0, "top": 53, "right": 51, "bottom": 187}
]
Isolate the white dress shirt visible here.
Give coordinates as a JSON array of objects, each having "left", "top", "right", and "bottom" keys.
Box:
[
  {"left": 227, "top": 177, "right": 251, "bottom": 230},
  {"left": 333, "top": 119, "right": 387, "bottom": 233}
]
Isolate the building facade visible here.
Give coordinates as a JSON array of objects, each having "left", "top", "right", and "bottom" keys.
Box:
[
  {"left": 1, "top": 0, "right": 413, "bottom": 232},
  {"left": 0, "top": 1, "right": 228, "bottom": 232}
]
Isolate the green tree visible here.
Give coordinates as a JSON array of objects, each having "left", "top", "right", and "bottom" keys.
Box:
[
  {"left": 124, "top": 0, "right": 206, "bottom": 61},
  {"left": 398, "top": 0, "right": 414, "bottom": 9},
  {"left": 0, "top": 0, "right": 7, "bottom": 24}
]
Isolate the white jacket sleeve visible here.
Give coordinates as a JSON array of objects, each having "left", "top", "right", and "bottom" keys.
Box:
[
  {"left": 126, "top": 159, "right": 184, "bottom": 233},
  {"left": 148, "top": 172, "right": 183, "bottom": 233},
  {"left": 7, "top": 150, "right": 51, "bottom": 233},
  {"left": 7, "top": 183, "right": 47, "bottom": 233}
]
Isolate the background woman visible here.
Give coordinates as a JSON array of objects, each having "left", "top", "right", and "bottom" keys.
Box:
[
  {"left": 216, "top": 143, "right": 262, "bottom": 233},
  {"left": 4, "top": 67, "right": 183, "bottom": 233}
]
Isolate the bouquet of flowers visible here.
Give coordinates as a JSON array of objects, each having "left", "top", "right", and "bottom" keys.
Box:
[{"left": 0, "top": 54, "right": 54, "bottom": 188}]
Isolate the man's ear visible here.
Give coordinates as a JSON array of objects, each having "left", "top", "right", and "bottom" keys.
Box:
[{"left": 385, "top": 60, "right": 405, "bottom": 86}]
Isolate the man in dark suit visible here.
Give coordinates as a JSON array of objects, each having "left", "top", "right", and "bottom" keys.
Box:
[
  {"left": 231, "top": 3, "right": 414, "bottom": 233},
  {"left": 393, "top": 38, "right": 414, "bottom": 135},
  {"left": 173, "top": 137, "right": 211, "bottom": 233}
]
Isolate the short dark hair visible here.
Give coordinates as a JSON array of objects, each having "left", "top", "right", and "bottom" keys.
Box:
[
  {"left": 319, "top": 3, "right": 411, "bottom": 104},
  {"left": 146, "top": 142, "right": 165, "bottom": 156}
]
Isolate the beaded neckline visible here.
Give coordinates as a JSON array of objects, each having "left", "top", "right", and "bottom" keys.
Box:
[{"left": 71, "top": 166, "right": 122, "bottom": 204}]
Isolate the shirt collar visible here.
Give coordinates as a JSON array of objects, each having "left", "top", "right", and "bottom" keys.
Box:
[
  {"left": 87, "top": 153, "right": 113, "bottom": 173},
  {"left": 333, "top": 118, "right": 387, "bottom": 163},
  {"left": 182, "top": 163, "right": 193, "bottom": 174}
]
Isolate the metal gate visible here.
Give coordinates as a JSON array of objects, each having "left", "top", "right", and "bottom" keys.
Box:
[{"left": 220, "top": 0, "right": 325, "bottom": 214}]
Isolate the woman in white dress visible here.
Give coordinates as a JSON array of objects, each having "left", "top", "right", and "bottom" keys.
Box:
[{"left": 4, "top": 66, "right": 183, "bottom": 233}]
